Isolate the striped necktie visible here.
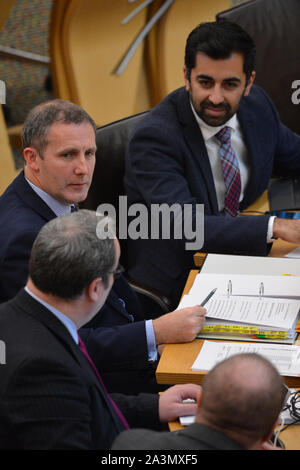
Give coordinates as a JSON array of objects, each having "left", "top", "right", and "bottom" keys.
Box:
[
  {"left": 215, "top": 126, "right": 241, "bottom": 217},
  {"left": 78, "top": 335, "right": 130, "bottom": 430}
]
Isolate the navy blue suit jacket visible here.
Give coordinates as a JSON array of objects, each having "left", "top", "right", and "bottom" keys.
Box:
[
  {"left": 0, "top": 289, "right": 160, "bottom": 449},
  {"left": 125, "top": 85, "right": 300, "bottom": 305},
  {"left": 0, "top": 172, "right": 160, "bottom": 394}
]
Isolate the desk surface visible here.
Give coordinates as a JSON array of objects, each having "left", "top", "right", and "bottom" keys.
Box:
[
  {"left": 156, "top": 268, "right": 300, "bottom": 389},
  {"left": 159, "top": 267, "right": 300, "bottom": 449},
  {"left": 157, "top": 192, "right": 300, "bottom": 448}
]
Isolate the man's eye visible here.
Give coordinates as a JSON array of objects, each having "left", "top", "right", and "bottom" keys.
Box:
[
  {"left": 199, "top": 80, "right": 212, "bottom": 88},
  {"left": 225, "top": 82, "right": 238, "bottom": 89}
]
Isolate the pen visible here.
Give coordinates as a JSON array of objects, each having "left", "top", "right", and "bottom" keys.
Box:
[{"left": 200, "top": 288, "right": 217, "bottom": 307}]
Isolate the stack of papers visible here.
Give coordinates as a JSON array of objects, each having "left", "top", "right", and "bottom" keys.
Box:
[
  {"left": 192, "top": 341, "right": 300, "bottom": 376},
  {"left": 178, "top": 273, "right": 300, "bottom": 344}
]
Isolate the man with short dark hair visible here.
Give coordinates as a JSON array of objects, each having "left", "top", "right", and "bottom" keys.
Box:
[
  {"left": 125, "top": 20, "right": 300, "bottom": 308},
  {"left": 112, "top": 353, "right": 287, "bottom": 450},
  {"left": 0, "top": 99, "right": 206, "bottom": 394},
  {"left": 0, "top": 210, "right": 201, "bottom": 450}
]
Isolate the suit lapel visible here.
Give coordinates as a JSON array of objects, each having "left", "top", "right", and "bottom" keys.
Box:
[
  {"left": 237, "top": 95, "right": 262, "bottom": 210},
  {"left": 13, "top": 290, "right": 124, "bottom": 430},
  {"left": 177, "top": 90, "right": 219, "bottom": 214},
  {"left": 14, "top": 171, "right": 57, "bottom": 221}
]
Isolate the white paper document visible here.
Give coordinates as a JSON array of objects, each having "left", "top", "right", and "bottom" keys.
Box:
[
  {"left": 187, "top": 273, "right": 300, "bottom": 300},
  {"left": 192, "top": 340, "right": 300, "bottom": 376},
  {"left": 285, "top": 247, "right": 300, "bottom": 259},
  {"left": 204, "top": 295, "right": 300, "bottom": 330}
]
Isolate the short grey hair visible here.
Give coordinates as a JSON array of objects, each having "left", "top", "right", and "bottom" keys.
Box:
[
  {"left": 29, "top": 210, "right": 116, "bottom": 299},
  {"left": 22, "top": 99, "right": 96, "bottom": 156}
]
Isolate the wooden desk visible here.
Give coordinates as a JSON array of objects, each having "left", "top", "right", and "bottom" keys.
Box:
[
  {"left": 156, "top": 256, "right": 300, "bottom": 389},
  {"left": 157, "top": 191, "right": 300, "bottom": 387},
  {"left": 158, "top": 265, "right": 300, "bottom": 449},
  {"left": 157, "top": 237, "right": 300, "bottom": 448}
]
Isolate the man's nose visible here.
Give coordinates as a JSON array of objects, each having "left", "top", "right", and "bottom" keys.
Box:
[
  {"left": 208, "top": 85, "right": 225, "bottom": 105},
  {"left": 74, "top": 154, "right": 88, "bottom": 174}
]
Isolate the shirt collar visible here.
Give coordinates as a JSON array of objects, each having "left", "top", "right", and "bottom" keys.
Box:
[
  {"left": 190, "top": 101, "right": 238, "bottom": 142},
  {"left": 24, "top": 286, "right": 78, "bottom": 344},
  {"left": 25, "top": 177, "right": 74, "bottom": 216}
]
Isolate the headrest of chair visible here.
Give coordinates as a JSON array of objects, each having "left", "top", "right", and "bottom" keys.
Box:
[{"left": 81, "top": 111, "right": 148, "bottom": 211}]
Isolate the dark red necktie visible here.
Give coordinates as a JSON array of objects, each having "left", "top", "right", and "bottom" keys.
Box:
[
  {"left": 215, "top": 126, "right": 241, "bottom": 217},
  {"left": 78, "top": 335, "right": 129, "bottom": 429}
]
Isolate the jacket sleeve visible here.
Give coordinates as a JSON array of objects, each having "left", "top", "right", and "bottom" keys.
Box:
[{"left": 79, "top": 321, "right": 149, "bottom": 369}]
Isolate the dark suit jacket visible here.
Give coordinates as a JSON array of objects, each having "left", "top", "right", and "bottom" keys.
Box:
[
  {"left": 0, "top": 290, "right": 160, "bottom": 450},
  {"left": 111, "top": 422, "right": 244, "bottom": 450},
  {"left": 125, "top": 85, "right": 300, "bottom": 305},
  {"left": 0, "top": 172, "right": 161, "bottom": 394}
]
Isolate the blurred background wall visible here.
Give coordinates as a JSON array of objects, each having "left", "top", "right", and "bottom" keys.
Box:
[{"left": 0, "top": 0, "right": 250, "bottom": 191}]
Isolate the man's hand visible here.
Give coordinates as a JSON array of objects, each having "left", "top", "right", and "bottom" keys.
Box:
[
  {"left": 273, "top": 217, "right": 300, "bottom": 244},
  {"left": 159, "top": 384, "right": 201, "bottom": 422},
  {"left": 152, "top": 306, "right": 206, "bottom": 345},
  {"left": 259, "top": 441, "right": 283, "bottom": 451}
]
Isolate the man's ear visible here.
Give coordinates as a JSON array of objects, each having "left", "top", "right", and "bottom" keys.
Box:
[
  {"left": 87, "top": 277, "right": 104, "bottom": 302},
  {"left": 244, "top": 71, "right": 256, "bottom": 96},
  {"left": 183, "top": 66, "right": 191, "bottom": 92},
  {"left": 23, "top": 147, "right": 40, "bottom": 171},
  {"left": 260, "top": 418, "right": 280, "bottom": 447}
]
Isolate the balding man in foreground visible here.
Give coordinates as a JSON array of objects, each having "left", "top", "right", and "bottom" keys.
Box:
[{"left": 112, "top": 353, "right": 287, "bottom": 450}]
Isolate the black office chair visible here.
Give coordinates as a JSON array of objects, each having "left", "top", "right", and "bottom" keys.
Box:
[
  {"left": 217, "top": 0, "right": 300, "bottom": 136},
  {"left": 81, "top": 112, "right": 172, "bottom": 315},
  {"left": 217, "top": 0, "right": 300, "bottom": 210}
]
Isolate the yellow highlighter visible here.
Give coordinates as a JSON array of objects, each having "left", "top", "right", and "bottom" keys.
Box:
[{"left": 282, "top": 273, "right": 300, "bottom": 277}]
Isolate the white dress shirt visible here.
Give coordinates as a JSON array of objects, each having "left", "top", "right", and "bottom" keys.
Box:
[
  {"left": 190, "top": 103, "right": 275, "bottom": 241},
  {"left": 25, "top": 177, "right": 74, "bottom": 216}
]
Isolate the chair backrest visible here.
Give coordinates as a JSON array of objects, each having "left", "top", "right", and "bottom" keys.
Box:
[
  {"left": 217, "top": 0, "right": 300, "bottom": 135},
  {"left": 81, "top": 111, "right": 148, "bottom": 264},
  {"left": 82, "top": 110, "right": 148, "bottom": 211}
]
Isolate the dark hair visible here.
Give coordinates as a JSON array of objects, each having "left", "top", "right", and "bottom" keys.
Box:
[
  {"left": 29, "top": 210, "right": 116, "bottom": 300},
  {"left": 185, "top": 20, "right": 256, "bottom": 83},
  {"left": 22, "top": 99, "right": 96, "bottom": 156}
]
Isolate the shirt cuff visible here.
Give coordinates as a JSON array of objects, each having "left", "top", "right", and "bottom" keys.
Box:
[
  {"left": 267, "top": 216, "right": 277, "bottom": 243},
  {"left": 145, "top": 320, "right": 158, "bottom": 361}
]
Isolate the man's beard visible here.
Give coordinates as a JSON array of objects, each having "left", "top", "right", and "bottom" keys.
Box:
[{"left": 192, "top": 97, "right": 233, "bottom": 127}]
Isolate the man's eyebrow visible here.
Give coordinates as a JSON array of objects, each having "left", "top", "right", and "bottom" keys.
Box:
[
  {"left": 58, "top": 146, "right": 97, "bottom": 153},
  {"left": 195, "top": 74, "right": 242, "bottom": 83},
  {"left": 223, "top": 77, "right": 241, "bottom": 83},
  {"left": 196, "top": 74, "right": 214, "bottom": 80}
]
